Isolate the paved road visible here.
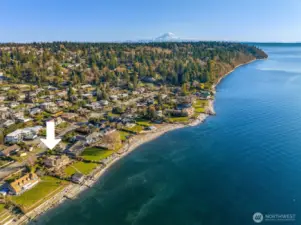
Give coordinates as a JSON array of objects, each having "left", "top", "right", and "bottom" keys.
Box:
[{"left": 0, "top": 161, "right": 24, "bottom": 181}]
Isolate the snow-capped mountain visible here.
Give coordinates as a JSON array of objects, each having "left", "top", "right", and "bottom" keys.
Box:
[
  {"left": 132, "top": 33, "right": 198, "bottom": 43},
  {"left": 154, "top": 32, "right": 180, "bottom": 42}
]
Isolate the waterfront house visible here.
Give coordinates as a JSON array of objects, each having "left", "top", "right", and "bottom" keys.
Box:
[
  {"left": 176, "top": 103, "right": 195, "bottom": 117},
  {"left": 86, "top": 132, "right": 103, "bottom": 145},
  {"left": 66, "top": 141, "right": 85, "bottom": 156},
  {"left": 8, "top": 173, "right": 39, "bottom": 195},
  {"left": 71, "top": 173, "right": 85, "bottom": 183},
  {"left": 197, "top": 90, "right": 211, "bottom": 100},
  {"left": 44, "top": 155, "right": 70, "bottom": 169}
]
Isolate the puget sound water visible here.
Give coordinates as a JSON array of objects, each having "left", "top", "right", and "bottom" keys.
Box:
[{"left": 36, "top": 44, "right": 301, "bottom": 225}]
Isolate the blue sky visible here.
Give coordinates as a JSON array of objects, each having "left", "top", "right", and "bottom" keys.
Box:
[{"left": 1, "top": 0, "right": 301, "bottom": 42}]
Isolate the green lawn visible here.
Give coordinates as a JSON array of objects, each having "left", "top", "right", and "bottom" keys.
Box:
[
  {"left": 119, "top": 131, "right": 131, "bottom": 141},
  {"left": 57, "top": 122, "right": 69, "bottom": 129},
  {"left": 123, "top": 125, "right": 144, "bottom": 134},
  {"left": 193, "top": 99, "right": 208, "bottom": 114},
  {"left": 194, "top": 99, "right": 208, "bottom": 108},
  {"left": 80, "top": 147, "right": 114, "bottom": 161},
  {"left": 0, "top": 204, "right": 5, "bottom": 214},
  {"left": 136, "top": 120, "right": 152, "bottom": 127},
  {"left": 11, "top": 176, "right": 68, "bottom": 211},
  {"left": 64, "top": 161, "right": 98, "bottom": 176},
  {"left": 194, "top": 107, "right": 206, "bottom": 113},
  {"left": 168, "top": 117, "right": 189, "bottom": 123}
]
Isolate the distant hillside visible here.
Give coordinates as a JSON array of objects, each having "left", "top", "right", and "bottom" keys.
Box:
[{"left": 0, "top": 42, "right": 268, "bottom": 88}]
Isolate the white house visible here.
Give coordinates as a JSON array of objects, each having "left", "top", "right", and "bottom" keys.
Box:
[
  {"left": 5, "top": 126, "right": 43, "bottom": 143},
  {"left": 5, "top": 130, "right": 23, "bottom": 144}
]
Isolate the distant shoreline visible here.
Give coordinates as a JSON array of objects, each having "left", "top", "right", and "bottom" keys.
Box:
[{"left": 20, "top": 58, "right": 260, "bottom": 225}]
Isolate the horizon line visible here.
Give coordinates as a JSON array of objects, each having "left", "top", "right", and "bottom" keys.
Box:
[{"left": 0, "top": 40, "right": 301, "bottom": 44}]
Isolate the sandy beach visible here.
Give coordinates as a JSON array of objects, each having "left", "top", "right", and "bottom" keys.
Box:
[{"left": 13, "top": 59, "right": 258, "bottom": 225}]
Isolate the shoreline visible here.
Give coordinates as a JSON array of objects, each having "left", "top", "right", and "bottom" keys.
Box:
[{"left": 18, "top": 58, "right": 258, "bottom": 225}]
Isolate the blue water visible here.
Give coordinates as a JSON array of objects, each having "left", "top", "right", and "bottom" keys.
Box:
[{"left": 37, "top": 45, "right": 301, "bottom": 225}]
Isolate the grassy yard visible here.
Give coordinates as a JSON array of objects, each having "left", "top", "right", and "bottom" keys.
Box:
[
  {"left": 136, "top": 118, "right": 152, "bottom": 127},
  {"left": 11, "top": 176, "right": 68, "bottom": 211},
  {"left": 0, "top": 204, "right": 5, "bottom": 214},
  {"left": 119, "top": 131, "right": 131, "bottom": 141},
  {"left": 194, "top": 107, "right": 206, "bottom": 113},
  {"left": 168, "top": 117, "right": 189, "bottom": 123},
  {"left": 193, "top": 99, "right": 208, "bottom": 114},
  {"left": 80, "top": 147, "right": 114, "bottom": 161},
  {"left": 194, "top": 99, "right": 208, "bottom": 108},
  {"left": 64, "top": 161, "right": 98, "bottom": 176},
  {"left": 57, "top": 122, "right": 69, "bottom": 129},
  {"left": 123, "top": 125, "right": 144, "bottom": 134}
]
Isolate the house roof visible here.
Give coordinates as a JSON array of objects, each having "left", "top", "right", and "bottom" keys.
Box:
[
  {"left": 6, "top": 129, "right": 23, "bottom": 137},
  {"left": 1, "top": 144, "right": 20, "bottom": 156},
  {"left": 9, "top": 173, "right": 39, "bottom": 194},
  {"left": 72, "top": 172, "right": 84, "bottom": 181}
]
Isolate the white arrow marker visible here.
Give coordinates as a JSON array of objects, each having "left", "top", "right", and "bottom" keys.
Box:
[{"left": 41, "top": 120, "right": 61, "bottom": 150}]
